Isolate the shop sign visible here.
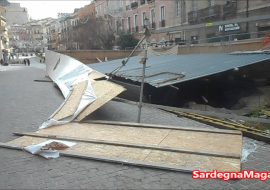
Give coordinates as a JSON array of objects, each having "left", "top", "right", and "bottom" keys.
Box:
[{"left": 219, "top": 23, "right": 240, "bottom": 32}]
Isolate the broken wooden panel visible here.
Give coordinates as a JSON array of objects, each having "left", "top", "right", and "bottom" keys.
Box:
[
  {"left": 52, "top": 81, "right": 88, "bottom": 121},
  {"left": 76, "top": 81, "right": 126, "bottom": 121}
]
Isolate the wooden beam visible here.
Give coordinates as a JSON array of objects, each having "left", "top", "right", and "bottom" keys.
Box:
[
  {"left": 79, "top": 120, "right": 242, "bottom": 135},
  {"left": 0, "top": 142, "right": 211, "bottom": 173},
  {"left": 34, "top": 80, "right": 52, "bottom": 82},
  {"left": 13, "top": 132, "right": 241, "bottom": 159}
]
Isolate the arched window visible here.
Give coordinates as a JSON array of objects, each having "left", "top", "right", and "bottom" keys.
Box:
[{"left": 160, "top": 36, "right": 166, "bottom": 42}]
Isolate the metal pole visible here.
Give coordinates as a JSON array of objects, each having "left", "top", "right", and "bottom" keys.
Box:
[
  {"left": 137, "top": 37, "right": 149, "bottom": 123},
  {"left": 228, "top": 34, "right": 232, "bottom": 53}
]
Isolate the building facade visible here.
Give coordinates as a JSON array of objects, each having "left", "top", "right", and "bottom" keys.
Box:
[
  {"left": 29, "top": 0, "right": 270, "bottom": 51},
  {"left": 5, "top": 3, "right": 28, "bottom": 25},
  {"left": 90, "top": 0, "right": 270, "bottom": 47},
  {"left": 0, "top": 5, "right": 9, "bottom": 60}
]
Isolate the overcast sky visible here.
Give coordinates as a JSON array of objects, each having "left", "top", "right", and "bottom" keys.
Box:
[{"left": 9, "top": 1, "right": 92, "bottom": 20}]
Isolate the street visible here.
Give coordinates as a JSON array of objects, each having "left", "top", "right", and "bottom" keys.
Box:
[{"left": 0, "top": 57, "right": 270, "bottom": 189}]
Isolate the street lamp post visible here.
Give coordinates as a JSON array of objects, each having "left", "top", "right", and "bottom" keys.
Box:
[{"left": 137, "top": 18, "right": 151, "bottom": 123}]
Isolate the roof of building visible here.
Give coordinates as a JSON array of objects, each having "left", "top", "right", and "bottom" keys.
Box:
[{"left": 87, "top": 52, "right": 270, "bottom": 88}]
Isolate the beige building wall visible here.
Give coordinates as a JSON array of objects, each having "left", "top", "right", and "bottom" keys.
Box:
[{"left": 5, "top": 3, "right": 28, "bottom": 25}]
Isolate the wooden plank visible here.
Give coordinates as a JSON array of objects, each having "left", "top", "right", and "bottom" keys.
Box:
[
  {"left": 80, "top": 120, "right": 242, "bottom": 135},
  {"left": 34, "top": 80, "right": 52, "bottom": 82},
  {"left": 13, "top": 132, "right": 241, "bottom": 159},
  {"left": 0, "top": 142, "right": 207, "bottom": 173}
]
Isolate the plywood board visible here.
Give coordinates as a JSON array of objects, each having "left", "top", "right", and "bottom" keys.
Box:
[
  {"left": 76, "top": 81, "right": 126, "bottom": 121},
  {"left": 89, "top": 70, "right": 107, "bottom": 80},
  {"left": 144, "top": 150, "right": 240, "bottom": 172},
  {"left": 160, "top": 130, "right": 242, "bottom": 155},
  {"left": 8, "top": 136, "right": 240, "bottom": 172},
  {"left": 52, "top": 80, "right": 88, "bottom": 121},
  {"left": 33, "top": 122, "right": 242, "bottom": 155},
  {"left": 36, "top": 123, "right": 171, "bottom": 145}
]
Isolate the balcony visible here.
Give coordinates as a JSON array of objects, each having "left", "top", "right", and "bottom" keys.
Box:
[
  {"left": 131, "top": 2, "right": 138, "bottom": 9},
  {"left": 188, "top": 11, "right": 198, "bottom": 22},
  {"left": 147, "top": 0, "right": 155, "bottom": 4},
  {"left": 126, "top": 5, "right": 130, "bottom": 11},
  {"left": 159, "top": 20, "right": 165, "bottom": 28},
  {"left": 223, "top": 2, "right": 237, "bottom": 14},
  {"left": 141, "top": 0, "right": 145, "bottom": 5},
  {"left": 198, "top": 5, "right": 221, "bottom": 20}
]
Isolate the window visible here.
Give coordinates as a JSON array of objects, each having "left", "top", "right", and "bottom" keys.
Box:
[
  {"left": 142, "top": 12, "right": 146, "bottom": 26},
  {"left": 100, "top": 4, "right": 103, "bottom": 15},
  {"left": 135, "top": 15, "right": 138, "bottom": 27},
  {"left": 127, "top": 0, "right": 130, "bottom": 5},
  {"left": 128, "top": 17, "right": 131, "bottom": 30},
  {"left": 120, "top": 0, "right": 123, "bottom": 7},
  {"left": 192, "top": 0, "right": 197, "bottom": 11},
  {"left": 161, "top": 6, "right": 165, "bottom": 21},
  {"left": 176, "top": 1, "right": 180, "bottom": 17},
  {"left": 116, "top": 20, "right": 119, "bottom": 30},
  {"left": 121, "top": 19, "right": 124, "bottom": 29},
  {"left": 151, "top": 9, "right": 155, "bottom": 23},
  {"left": 209, "top": 0, "right": 214, "bottom": 6}
]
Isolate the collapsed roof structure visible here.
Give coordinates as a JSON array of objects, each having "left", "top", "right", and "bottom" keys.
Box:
[{"left": 88, "top": 51, "right": 270, "bottom": 108}]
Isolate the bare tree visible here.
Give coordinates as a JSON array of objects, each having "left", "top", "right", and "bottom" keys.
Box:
[{"left": 75, "top": 16, "right": 117, "bottom": 50}]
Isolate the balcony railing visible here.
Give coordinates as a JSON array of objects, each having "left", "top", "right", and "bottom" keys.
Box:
[
  {"left": 141, "top": 0, "right": 145, "bottom": 5},
  {"left": 159, "top": 20, "right": 165, "bottom": 28},
  {"left": 198, "top": 5, "right": 221, "bottom": 20},
  {"left": 147, "top": 0, "right": 155, "bottom": 4},
  {"left": 126, "top": 5, "right": 130, "bottom": 11},
  {"left": 131, "top": 2, "right": 138, "bottom": 9},
  {"left": 223, "top": 2, "right": 237, "bottom": 14},
  {"left": 188, "top": 11, "right": 198, "bottom": 22}
]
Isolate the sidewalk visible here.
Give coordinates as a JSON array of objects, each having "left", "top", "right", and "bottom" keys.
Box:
[
  {"left": 0, "top": 64, "right": 270, "bottom": 189},
  {"left": 9, "top": 55, "right": 46, "bottom": 71}
]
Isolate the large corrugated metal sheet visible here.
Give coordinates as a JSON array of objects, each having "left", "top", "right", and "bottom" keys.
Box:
[{"left": 87, "top": 53, "right": 270, "bottom": 88}]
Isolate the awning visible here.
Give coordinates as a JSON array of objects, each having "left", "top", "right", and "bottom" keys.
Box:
[{"left": 87, "top": 52, "right": 270, "bottom": 88}]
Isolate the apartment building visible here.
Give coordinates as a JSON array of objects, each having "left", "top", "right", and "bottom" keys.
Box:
[
  {"left": 78, "top": 2, "right": 95, "bottom": 20},
  {"left": 4, "top": 3, "right": 28, "bottom": 25},
  {"left": 92, "top": 0, "right": 270, "bottom": 46},
  {"left": 171, "top": 0, "right": 270, "bottom": 44},
  {"left": 0, "top": 5, "right": 8, "bottom": 60},
  {"left": 59, "top": 10, "right": 81, "bottom": 50},
  {"left": 53, "top": 0, "right": 270, "bottom": 50}
]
